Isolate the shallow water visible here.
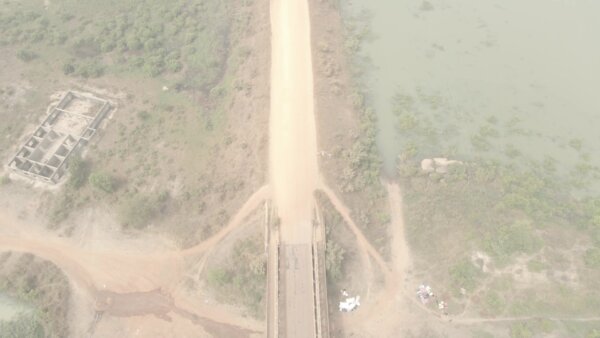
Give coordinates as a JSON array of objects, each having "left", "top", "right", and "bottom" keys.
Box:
[
  {"left": 345, "top": 0, "right": 600, "bottom": 182},
  {"left": 0, "top": 293, "right": 30, "bottom": 321}
]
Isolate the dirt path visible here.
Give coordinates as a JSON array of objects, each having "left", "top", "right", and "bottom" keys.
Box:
[
  {"left": 319, "top": 184, "right": 392, "bottom": 281},
  {"left": 182, "top": 185, "right": 270, "bottom": 256},
  {"left": 269, "top": 0, "right": 319, "bottom": 244},
  {"left": 0, "top": 185, "right": 270, "bottom": 336},
  {"left": 387, "top": 182, "right": 412, "bottom": 289}
]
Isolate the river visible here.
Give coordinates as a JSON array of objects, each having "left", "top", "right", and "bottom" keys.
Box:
[{"left": 344, "top": 0, "right": 600, "bottom": 184}]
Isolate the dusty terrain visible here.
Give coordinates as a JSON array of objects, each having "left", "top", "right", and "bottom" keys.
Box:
[{"left": 0, "top": 183, "right": 269, "bottom": 337}]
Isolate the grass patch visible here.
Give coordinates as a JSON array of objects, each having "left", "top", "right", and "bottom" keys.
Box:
[
  {"left": 206, "top": 235, "right": 266, "bottom": 318},
  {"left": 118, "top": 191, "right": 169, "bottom": 229}
]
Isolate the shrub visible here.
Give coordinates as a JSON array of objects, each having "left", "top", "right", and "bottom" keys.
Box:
[
  {"left": 584, "top": 248, "right": 600, "bottom": 269},
  {"left": 118, "top": 193, "right": 167, "bottom": 229},
  {"left": 136, "top": 110, "right": 151, "bottom": 121},
  {"left": 483, "top": 220, "right": 541, "bottom": 263},
  {"left": 325, "top": 240, "right": 345, "bottom": 282},
  {"left": 510, "top": 322, "right": 533, "bottom": 338},
  {"left": 76, "top": 61, "right": 104, "bottom": 78},
  {"left": 0, "top": 312, "right": 44, "bottom": 338},
  {"left": 62, "top": 62, "right": 75, "bottom": 75},
  {"left": 67, "top": 156, "right": 88, "bottom": 189},
  {"left": 206, "top": 236, "right": 266, "bottom": 317},
  {"left": 16, "top": 49, "right": 38, "bottom": 62},
  {"left": 449, "top": 258, "right": 482, "bottom": 292},
  {"left": 88, "top": 172, "right": 116, "bottom": 193},
  {"left": 207, "top": 268, "right": 230, "bottom": 286},
  {"left": 482, "top": 290, "right": 505, "bottom": 315}
]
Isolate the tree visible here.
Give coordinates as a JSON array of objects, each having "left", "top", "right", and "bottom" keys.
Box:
[
  {"left": 449, "top": 258, "right": 481, "bottom": 292},
  {"left": 62, "top": 62, "right": 75, "bottom": 75}
]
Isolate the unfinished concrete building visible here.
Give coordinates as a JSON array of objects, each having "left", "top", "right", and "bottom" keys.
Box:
[{"left": 7, "top": 91, "right": 111, "bottom": 184}]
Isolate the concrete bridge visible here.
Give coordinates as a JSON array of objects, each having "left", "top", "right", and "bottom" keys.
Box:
[{"left": 266, "top": 204, "right": 330, "bottom": 338}]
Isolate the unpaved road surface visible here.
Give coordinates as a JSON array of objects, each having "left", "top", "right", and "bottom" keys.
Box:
[
  {"left": 269, "top": 0, "right": 320, "bottom": 337},
  {"left": 0, "top": 188, "right": 268, "bottom": 337},
  {"left": 269, "top": 0, "right": 319, "bottom": 244}
]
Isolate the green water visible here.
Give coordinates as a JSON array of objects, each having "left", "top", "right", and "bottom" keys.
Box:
[{"left": 345, "top": 0, "right": 600, "bottom": 182}]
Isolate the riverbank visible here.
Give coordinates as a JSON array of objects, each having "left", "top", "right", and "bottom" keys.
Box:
[
  {"left": 336, "top": 0, "right": 600, "bottom": 336},
  {"left": 309, "top": 0, "right": 391, "bottom": 260}
]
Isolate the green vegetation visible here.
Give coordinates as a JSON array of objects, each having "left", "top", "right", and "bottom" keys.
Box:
[
  {"left": 16, "top": 49, "right": 37, "bottom": 62},
  {"left": 337, "top": 1, "right": 600, "bottom": 334},
  {"left": 340, "top": 11, "right": 382, "bottom": 194},
  {"left": 48, "top": 190, "right": 77, "bottom": 226},
  {"left": 48, "top": 156, "right": 89, "bottom": 225},
  {"left": 315, "top": 191, "right": 352, "bottom": 289},
  {"left": 88, "top": 171, "right": 116, "bottom": 193},
  {"left": 449, "top": 258, "right": 482, "bottom": 292},
  {"left": 483, "top": 220, "right": 541, "bottom": 265},
  {"left": 584, "top": 248, "right": 600, "bottom": 268},
  {"left": 206, "top": 235, "right": 266, "bottom": 318},
  {"left": 0, "top": 313, "right": 44, "bottom": 338},
  {"left": 118, "top": 191, "right": 168, "bottom": 229},
  {"left": 67, "top": 155, "right": 89, "bottom": 189},
  {"left": 0, "top": 175, "right": 10, "bottom": 185},
  {"left": 481, "top": 290, "right": 506, "bottom": 315},
  {"left": 339, "top": 104, "right": 381, "bottom": 193},
  {"left": 0, "top": 0, "right": 262, "bottom": 249},
  {"left": 588, "top": 329, "right": 600, "bottom": 338},
  {"left": 0, "top": 0, "right": 232, "bottom": 91},
  {"left": 0, "top": 253, "right": 70, "bottom": 338},
  {"left": 336, "top": 6, "right": 390, "bottom": 257},
  {"left": 325, "top": 239, "right": 345, "bottom": 282},
  {"left": 509, "top": 319, "right": 555, "bottom": 338},
  {"left": 392, "top": 88, "right": 600, "bottom": 325}
]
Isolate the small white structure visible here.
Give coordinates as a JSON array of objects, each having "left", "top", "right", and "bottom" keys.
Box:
[{"left": 339, "top": 296, "right": 360, "bottom": 312}]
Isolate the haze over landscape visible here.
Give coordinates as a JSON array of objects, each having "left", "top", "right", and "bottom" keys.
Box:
[{"left": 0, "top": 0, "right": 599, "bottom": 337}]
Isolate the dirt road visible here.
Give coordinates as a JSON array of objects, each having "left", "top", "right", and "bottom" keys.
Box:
[
  {"left": 269, "top": 0, "right": 319, "bottom": 244},
  {"left": 269, "top": 0, "right": 320, "bottom": 337},
  {"left": 0, "top": 188, "right": 268, "bottom": 337}
]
